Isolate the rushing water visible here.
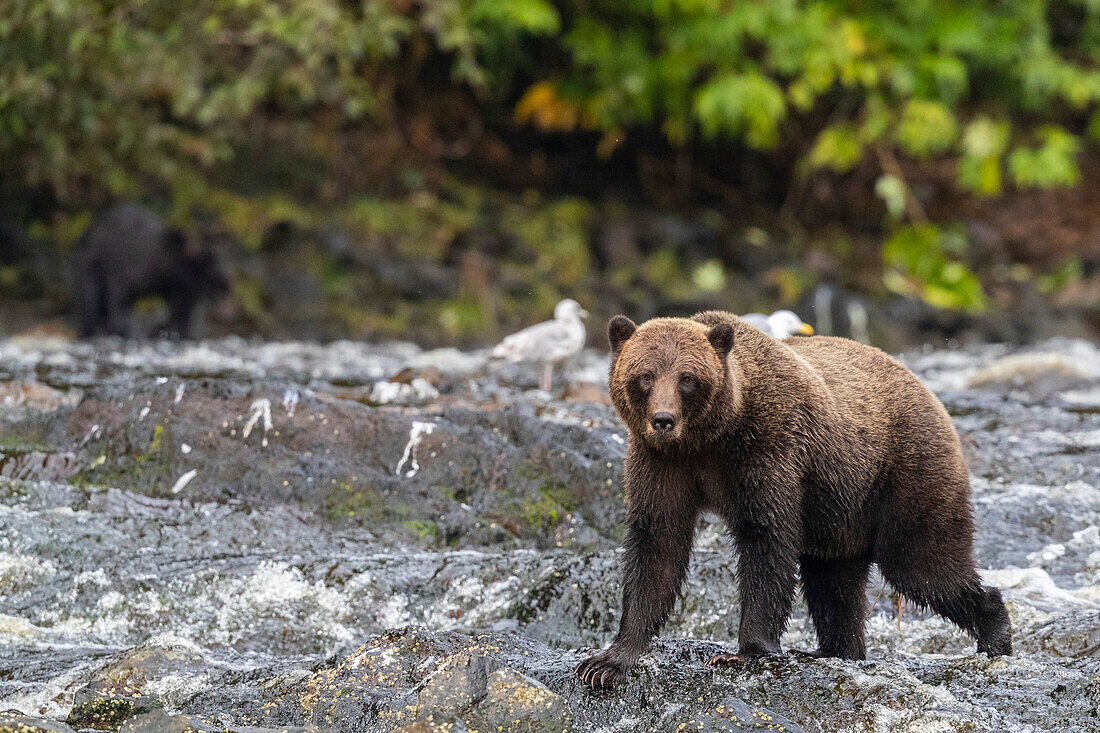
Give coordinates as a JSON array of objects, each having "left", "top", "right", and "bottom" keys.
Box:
[{"left": 0, "top": 336, "right": 1098, "bottom": 731}]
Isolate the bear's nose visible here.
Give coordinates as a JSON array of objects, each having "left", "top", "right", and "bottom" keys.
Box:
[{"left": 651, "top": 413, "right": 676, "bottom": 433}]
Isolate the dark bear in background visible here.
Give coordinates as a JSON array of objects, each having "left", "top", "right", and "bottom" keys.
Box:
[
  {"left": 575, "top": 311, "right": 1011, "bottom": 688},
  {"left": 75, "top": 203, "right": 229, "bottom": 338}
]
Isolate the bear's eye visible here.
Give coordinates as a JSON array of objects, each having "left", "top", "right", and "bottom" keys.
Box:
[
  {"left": 636, "top": 374, "right": 654, "bottom": 392},
  {"left": 679, "top": 374, "right": 698, "bottom": 393}
]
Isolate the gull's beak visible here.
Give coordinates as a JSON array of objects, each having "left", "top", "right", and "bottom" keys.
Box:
[
  {"left": 799, "top": 322, "right": 814, "bottom": 335},
  {"left": 579, "top": 308, "right": 590, "bottom": 319}
]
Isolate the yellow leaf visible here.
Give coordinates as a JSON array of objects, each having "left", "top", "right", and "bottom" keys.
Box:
[{"left": 513, "top": 82, "right": 579, "bottom": 132}]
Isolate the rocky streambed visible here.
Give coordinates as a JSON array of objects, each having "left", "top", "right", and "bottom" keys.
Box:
[{"left": 0, "top": 335, "right": 1098, "bottom": 732}]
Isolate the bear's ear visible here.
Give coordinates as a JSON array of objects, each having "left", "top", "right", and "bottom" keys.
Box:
[
  {"left": 707, "top": 322, "right": 734, "bottom": 359},
  {"left": 608, "top": 315, "right": 637, "bottom": 355}
]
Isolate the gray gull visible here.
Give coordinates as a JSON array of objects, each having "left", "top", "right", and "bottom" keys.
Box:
[{"left": 491, "top": 298, "right": 589, "bottom": 390}]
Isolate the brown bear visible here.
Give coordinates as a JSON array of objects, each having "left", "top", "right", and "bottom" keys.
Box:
[{"left": 574, "top": 311, "right": 1011, "bottom": 688}]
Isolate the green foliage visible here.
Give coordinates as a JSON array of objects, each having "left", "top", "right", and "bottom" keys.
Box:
[
  {"left": 958, "top": 118, "right": 1012, "bottom": 196},
  {"left": 883, "top": 225, "right": 987, "bottom": 312},
  {"left": 468, "top": 0, "right": 560, "bottom": 35},
  {"left": 692, "top": 260, "right": 726, "bottom": 292},
  {"left": 808, "top": 125, "right": 863, "bottom": 173},
  {"left": 0, "top": 0, "right": 410, "bottom": 205},
  {"left": 1008, "top": 127, "right": 1082, "bottom": 189},
  {"left": 1037, "top": 258, "right": 1084, "bottom": 294},
  {"left": 894, "top": 100, "right": 957, "bottom": 159},
  {"left": 694, "top": 73, "right": 787, "bottom": 149},
  {"left": 3, "top": 0, "right": 1099, "bottom": 321},
  {"left": 874, "top": 175, "right": 908, "bottom": 220},
  {"left": 499, "top": 196, "right": 595, "bottom": 288},
  {"left": 4, "top": 0, "right": 1098, "bottom": 217},
  {"left": 505, "top": 1, "right": 1097, "bottom": 194}
]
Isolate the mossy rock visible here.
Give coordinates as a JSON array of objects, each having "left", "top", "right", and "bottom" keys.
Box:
[
  {"left": 66, "top": 691, "right": 153, "bottom": 731},
  {"left": 65, "top": 644, "right": 205, "bottom": 730}
]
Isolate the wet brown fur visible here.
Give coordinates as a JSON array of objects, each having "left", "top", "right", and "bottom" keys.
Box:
[{"left": 575, "top": 311, "right": 1012, "bottom": 688}]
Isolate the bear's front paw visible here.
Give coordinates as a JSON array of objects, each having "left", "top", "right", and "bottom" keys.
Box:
[{"left": 574, "top": 652, "right": 631, "bottom": 688}]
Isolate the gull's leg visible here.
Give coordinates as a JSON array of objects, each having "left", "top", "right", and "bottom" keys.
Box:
[{"left": 540, "top": 363, "right": 553, "bottom": 391}]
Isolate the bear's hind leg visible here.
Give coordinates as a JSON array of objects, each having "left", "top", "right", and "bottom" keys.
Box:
[
  {"left": 800, "top": 555, "right": 871, "bottom": 659},
  {"left": 970, "top": 584, "right": 1012, "bottom": 656},
  {"left": 878, "top": 543, "right": 1012, "bottom": 656},
  {"left": 891, "top": 572, "right": 1012, "bottom": 656},
  {"left": 877, "top": 455, "right": 1012, "bottom": 656},
  {"left": 924, "top": 580, "right": 1011, "bottom": 656}
]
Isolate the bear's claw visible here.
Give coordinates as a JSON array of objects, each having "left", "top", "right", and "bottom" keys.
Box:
[
  {"left": 574, "top": 653, "right": 629, "bottom": 688},
  {"left": 706, "top": 653, "right": 749, "bottom": 668}
]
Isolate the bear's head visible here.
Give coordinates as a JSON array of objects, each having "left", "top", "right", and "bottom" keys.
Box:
[{"left": 607, "top": 315, "right": 734, "bottom": 449}]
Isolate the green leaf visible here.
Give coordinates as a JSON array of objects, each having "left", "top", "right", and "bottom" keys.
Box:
[
  {"left": 916, "top": 55, "right": 968, "bottom": 105},
  {"left": 882, "top": 224, "right": 986, "bottom": 312},
  {"left": 894, "top": 100, "right": 957, "bottom": 159},
  {"left": 807, "top": 125, "right": 862, "bottom": 173},
  {"left": 692, "top": 259, "right": 726, "bottom": 292},
  {"left": 961, "top": 117, "right": 1011, "bottom": 160},
  {"left": 957, "top": 117, "right": 1010, "bottom": 196},
  {"left": 874, "top": 175, "right": 907, "bottom": 219},
  {"left": 1008, "top": 127, "right": 1080, "bottom": 189},
  {"left": 694, "top": 73, "right": 786, "bottom": 149},
  {"left": 467, "top": 0, "right": 560, "bottom": 35}
]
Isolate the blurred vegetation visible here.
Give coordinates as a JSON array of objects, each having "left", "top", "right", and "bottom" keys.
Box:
[{"left": 2, "top": 1, "right": 1100, "bottom": 342}]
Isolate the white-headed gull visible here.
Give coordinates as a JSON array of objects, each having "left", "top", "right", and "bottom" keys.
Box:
[{"left": 740, "top": 310, "right": 814, "bottom": 338}]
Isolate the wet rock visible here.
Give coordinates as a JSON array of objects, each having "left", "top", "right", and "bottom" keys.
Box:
[
  {"left": 66, "top": 643, "right": 207, "bottom": 730},
  {"left": 477, "top": 668, "right": 571, "bottom": 733},
  {"left": 409, "top": 655, "right": 570, "bottom": 732},
  {"left": 390, "top": 367, "right": 446, "bottom": 389},
  {"left": 1, "top": 337, "right": 1099, "bottom": 732},
  {"left": 550, "top": 512, "right": 608, "bottom": 551},
  {"left": 674, "top": 697, "right": 804, "bottom": 732},
  {"left": 0, "top": 712, "right": 76, "bottom": 733},
  {"left": 119, "top": 710, "right": 209, "bottom": 733},
  {"left": 18, "top": 377, "right": 627, "bottom": 549},
  {"left": 247, "top": 625, "right": 1100, "bottom": 733},
  {"left": 559, "top": 382, "right": 610, "bottom": 405},
  {"left": 389, "top": 719, "right": 467, "bottom": 733},
  {"left": 120, "top": 709, "right": 317, "bottom": 733},
  {"left": 1016, "top": 606, "right": 1100, "bottom": 657},
  {"left": 336, "top": 379, "right": 440, "bottom": 407},
  {"left": 966, "top": 341, "right": 1100, "bottom": 396},
  {"left": 66, "top": 689, "right": 153, "bottom": 732},
  {"left": 416, "top": 655, "right": 502, "bottom": 719}
]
